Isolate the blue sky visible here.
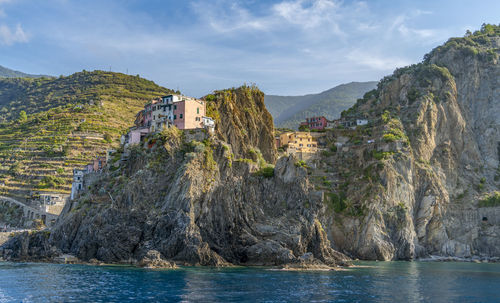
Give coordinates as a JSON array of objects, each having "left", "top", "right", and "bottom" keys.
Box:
[{"left": 0, "top": 0, "right": 498, "bottom": 97}]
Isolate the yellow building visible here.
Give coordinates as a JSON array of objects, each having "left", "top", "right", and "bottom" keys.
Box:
[{"left": 279, "top": 132, "right": 318, "bottom": 154}]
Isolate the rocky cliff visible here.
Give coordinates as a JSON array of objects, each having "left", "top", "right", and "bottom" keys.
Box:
[
  {"left": 1, "top": 86, "right": 346, "bottom": 268},
  {"left": 205, "top": 85, "right": 277, "bottom": 163},
  {"left": 319, "top": 25, "right": 500, "bottom": 261}
]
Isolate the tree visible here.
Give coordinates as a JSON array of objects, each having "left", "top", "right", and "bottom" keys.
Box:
[
  {"left": 18, "top": 110, "right": 27, "bottom": 122},
  {"left": 298, "top": 124, "right": 310, "bottom": 131}
]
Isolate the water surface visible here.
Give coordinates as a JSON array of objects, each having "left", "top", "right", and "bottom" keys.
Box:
[{"left": 0, "top": 261, "right": 499, "bottom": 302}]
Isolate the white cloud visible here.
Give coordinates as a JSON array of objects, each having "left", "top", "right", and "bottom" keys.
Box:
[
  {"left": 272, "top": 0, "right": 340, "bottom": 29},
  {"left": 346, "top": 50, "right": 411, "bottom": 71},
  {"left": 0, "top": 23, "right": 28, "bottom": 45}
]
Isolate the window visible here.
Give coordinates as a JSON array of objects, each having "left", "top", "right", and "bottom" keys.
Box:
[
  {"left": 174, "top": 105, "right": 177, "bottom": 110},
  {"left": 197, "top": 107, "right": 199, "bottom": 114},
  {"left": 180, "top": 114, "right": 183, "bottom": 119},
  {"left": 174, "top": 115, "right": 176, "bottom": 120}
]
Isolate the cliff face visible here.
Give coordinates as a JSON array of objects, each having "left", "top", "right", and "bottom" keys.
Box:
[
  {"left": 207, "top": 85, "right": 277, "bottom": 163},
  {"left": 321, "top": 29, "right": 500, "bottom": 260},
  {"left": 1, "top": 87, "right": 346, "bottom": 267}
]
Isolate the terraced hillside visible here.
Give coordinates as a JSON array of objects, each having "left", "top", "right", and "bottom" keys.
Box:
[{"left": 0, "top": 71, "right": 174, "bottom": 204}]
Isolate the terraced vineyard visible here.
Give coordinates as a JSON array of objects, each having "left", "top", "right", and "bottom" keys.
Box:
[{"left": 0, "top": 71, "right": 173, "bottom": 203}]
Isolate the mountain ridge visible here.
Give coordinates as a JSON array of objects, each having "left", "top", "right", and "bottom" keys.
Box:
[
  {"left": 0, "top": 65, "right": 51, "bottom": 79},
  {"left": 265, "top": 81, "right": 377, "bottom": 129}
]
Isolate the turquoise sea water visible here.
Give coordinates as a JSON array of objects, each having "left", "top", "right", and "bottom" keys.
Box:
[{"left": 0, "top": 261, "right": 499, "bottom": 302}]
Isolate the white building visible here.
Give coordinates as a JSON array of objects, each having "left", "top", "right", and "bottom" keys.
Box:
[
  {"left": 202, "top": 116, "right": 215, "bottom": 133},
  {"left": 70, "top": 168, "right": 86, "bottom": 200}
]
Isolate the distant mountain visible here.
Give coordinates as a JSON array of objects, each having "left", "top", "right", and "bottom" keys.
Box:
[
  {"left": 0, "top": 65, "right": 51, "bottom": 79},
  {"left": 265, "top": 81, "right": 377, "bottom": 129}
]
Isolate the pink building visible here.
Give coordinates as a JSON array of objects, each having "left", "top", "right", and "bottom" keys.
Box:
[
  {"left": 127, "top": 127, "right": 150, "bottom": 145},
  {"left": 303, "top": 116, "right": 328, "bottom": 130},
  {"left": 172, "top": 98, "right": 205, "bottom": 129}
]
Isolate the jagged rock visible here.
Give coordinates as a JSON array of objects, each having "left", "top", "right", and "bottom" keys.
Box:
[
  {"left": 137, "top": 250, "right": 177, "bottom": 269},
  {"left": 1, "top": 86, "right": 348, "bottom": 268},
  {"left": 321, "top": 31, "right": 500, "bottom": 261}
]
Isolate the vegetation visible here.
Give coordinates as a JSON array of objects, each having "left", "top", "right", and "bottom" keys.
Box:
[
  {"left": 325, "top": 192, "right": 347, "bottom": 213},
  {"left": 255, "top": 166, "right": 275, "bottom": 178},
  {"left": 424, "top": 24, "right": 500, "bottom": 64},
  {"left": 0, "top": 70, "right": 173, "bottom": 200},
  {"left": 478, "top": 192, "right": 500, "bottom": 208},
  {"left": 295, "top": 160, "right": 308, "bottom": 168},
  {"left": 37, "top": 175, "right": 65, "bottom": 189}
]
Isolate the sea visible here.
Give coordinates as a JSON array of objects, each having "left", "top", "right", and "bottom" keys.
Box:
[{"left": 0, "top": 261, "right": 499, "bottom": 302}]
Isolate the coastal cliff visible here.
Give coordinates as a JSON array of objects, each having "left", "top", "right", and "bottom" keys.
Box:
[
  {"left": 319, "top": 25, "right": 500, "bottom": 260},
  {"left": 0, "top": 86, "right": 347, "bottom": 268},
  {"left": 1, "top": 26, "right": 499, "bottom": 265}
]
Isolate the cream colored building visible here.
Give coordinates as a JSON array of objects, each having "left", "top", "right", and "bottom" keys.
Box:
[{"left": 279, "top": 132, "right": 318, "bottom": 154}]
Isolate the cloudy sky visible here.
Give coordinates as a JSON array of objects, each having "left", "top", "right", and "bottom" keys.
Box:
[{"left": 0, "top": 0, "right": 498, "bottom": 97}]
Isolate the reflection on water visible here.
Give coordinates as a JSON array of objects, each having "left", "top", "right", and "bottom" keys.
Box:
[{"left": 0, "top": 261, "right": 499, "bottom": 302}]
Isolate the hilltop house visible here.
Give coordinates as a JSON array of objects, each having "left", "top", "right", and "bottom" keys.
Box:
[{"left": 144, "top": 94, "right": 207, "bottom": 132}]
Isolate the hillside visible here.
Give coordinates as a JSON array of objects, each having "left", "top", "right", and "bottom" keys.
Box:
[
  {"left": 0, "top": 65, "right": 49, "bottom": 79},
  {"left": 313, "top": 24, "right": 500, "bottom": 260},
  {"left": 0, "top": 85, "right": 348, "bottom": 269},
  {"left": 265, "top": 81, "right": 376, "bottom": 129},
  {"left": 0, "top": 70, "right": 173, "bottom": 203}
]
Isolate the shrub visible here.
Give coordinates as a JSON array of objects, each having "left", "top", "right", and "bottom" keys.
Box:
[
  {"left": 295, "top": 160, "right": 308, "bottom": 168},
  {"left": 478, "top": 192, "right": 500, "bottom": 207},
  {"left": 256, "top": 166, "right": 275, "bottom": 178},
  {"left": 325, "top": 192, "right": 347, "bottom": 213}
]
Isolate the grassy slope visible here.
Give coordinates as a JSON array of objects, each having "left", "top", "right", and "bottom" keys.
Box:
[
  {"left": 0, "top": 70, "right": 173, "bottom": 202},
  {"left": 264, "top": 81, "right": 377, "bottom": 129}
]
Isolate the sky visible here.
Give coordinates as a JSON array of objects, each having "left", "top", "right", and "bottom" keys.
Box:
[{"left": 0, "top": 0, "right": 498, "bottom": 97}]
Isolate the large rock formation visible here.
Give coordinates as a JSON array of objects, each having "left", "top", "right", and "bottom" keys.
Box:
[
  {"left": 206, "top": 85, "right": 277, "bottom": 163},
  {"left": 320, "top": 25, "right": 500, "bottom": 260},
  {"left": 1, "top": 86, "right": 346, "bottom": 268}
]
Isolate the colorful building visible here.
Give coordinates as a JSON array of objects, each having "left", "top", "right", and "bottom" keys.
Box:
[
  {"left": 140, "top": 94, "right": 207, "bottom": 132},
  {"left": 301, "top": 116, "right": 328, "bottom": 130},
  {"left": 278, "top": 132, "right": 319, "bottom": 154}
]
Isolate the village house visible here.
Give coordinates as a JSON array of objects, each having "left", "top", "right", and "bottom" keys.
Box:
[
  {"left": 132, "top": 94, "right": 215, "bottom": 135},
  {"left": 300, "top": 116, "right": 328, "bottom": 130},
  {"left": 70, "top": 155, "right": 108, "bottom": 200},
  {"left": 70, "top": 168, "right": 85, "bottom": 200},
  {"left": 278, "top": 132, "right": 319, "bottom": 154}
]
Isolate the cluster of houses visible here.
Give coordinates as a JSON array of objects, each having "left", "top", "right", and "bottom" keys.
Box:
[
  {"left": 71, "top": 94, "right": 216, "bottom": 201},
  {"left": 299, "top": 116, "right": 368, "bottom": 131},
  {"left": 277, "top": 115, "right": 371, "bottom": 159},
  {"left": 122, "top": 94, "right": 215, "bottom": 148}
]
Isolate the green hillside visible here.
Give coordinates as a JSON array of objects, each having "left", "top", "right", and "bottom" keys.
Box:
[
  {"left": 0, "top": 70, "right": 173, "bottom": 202},
  {"left": 0, "top": 65, "right": 49, "bottom": 79},
  {"left": 265, "top": 81, "right": 377, "bottom": 129}
]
